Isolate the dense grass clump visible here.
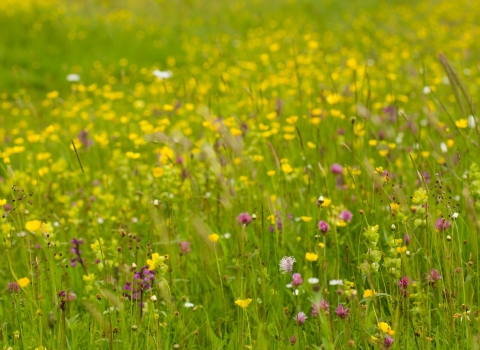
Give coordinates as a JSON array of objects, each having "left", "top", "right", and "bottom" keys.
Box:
[{"left": 1, "top": 0, "right": 480, "bottom": 349}]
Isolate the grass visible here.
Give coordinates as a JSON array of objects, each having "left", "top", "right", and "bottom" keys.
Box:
[{"left": 0, "top": 0, "right": 480, "bottom": 349}]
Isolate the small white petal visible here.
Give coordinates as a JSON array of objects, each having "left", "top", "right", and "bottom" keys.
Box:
[
  {"left": 66, "top": 73, "right": 81, "bottom": 82},
  {"left": 329, "top": 279, "right": 344, "bottom": 286},
  {"left": 440, "top": 142, "right": 448, "bottom": 153},
  {"left": 468, "top": 115, "right": 476, "bottom": 129},
  {"left": 153, "top": 69, "right": 173, "bottom": 80}
]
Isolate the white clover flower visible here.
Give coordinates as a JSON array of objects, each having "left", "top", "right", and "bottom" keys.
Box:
[
  {"left": 329, "top": 279, "right": 344, "bottom": 286},
  {"left": 279, "top": 256, "right": 296, "bottom": 274},
  {"left": 452, "top": 212, "right": 459, "bottom": 220},
  {"left": 308, "top": 278, "right": 319, "bottom": 284},
  {"left": 440, "top": 142, "right": 448, "bottom": 153},
  {"left": 66, "top": 73, "right": 81, "bottom": 82},
  {"left": 184, "top": 302, "right": 194, "bottom": 308},
  {"left": 468, "top": 115, "right": 476, "bottom": 129},
  {"left": 153, "top": 69, "right": 173, "bottom": 80}
]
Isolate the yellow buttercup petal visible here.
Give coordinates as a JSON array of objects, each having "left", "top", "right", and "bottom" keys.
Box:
[{"left": 235, "top": 299, "right": 252, "bottom": 308}]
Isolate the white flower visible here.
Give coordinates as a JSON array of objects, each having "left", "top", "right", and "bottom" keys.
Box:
[
  {"left": 153, "top": 199, "right": 159, "bottom": 206},
  {"left": 131, "top": 263, "right": 137, "bottom": 268},
  {"left": 293, "top": 289, "right": 299, "bottom": 296},
  {"left": 286, "top": 283, "right": 292, "bottom": 289},
  {"left": 308, "top": 278, "right": 319, "bottom": 284},
  {"left": 468, "top": 115, "right": 476, "bottom": 129},
  {"left": 452, "top": 212, "right": 459, "bottom": 220},
  {"left": 66, "top": 73, "right": 81, "bottom": 82},
  {"left": 440, "top": 142, "right": 448, "bottom": 153},
  {"left": 97, "top": 217, "right": 104, "bottom": 224},
  {"left": 279, "top": 256, "right": 296, "bottom": 274},
  {"left": 223, "top": 233, "right": 231, "bottom": 239},
  {"left": 153, "top": 69, "right": 173, "bottom": 80},
  {"left": 132, "top": 217, "right": 138, "bottom": 223},
  {"left": 184, "top": 302, "right": 194, "bottom": 308},
  {"left": 150, "top": 295, "right": 157, "bottom": 302},
  {"left": 329, "top": 279, "right": 344, "bottom": 286},
  {"left": 423, "top": 86, "right": 431, "bottom": 94},
  {"left": 318, "top": 196, "right": 324, "bottom": 204}
]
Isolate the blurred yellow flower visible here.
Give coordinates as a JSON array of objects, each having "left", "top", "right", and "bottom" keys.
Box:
[
  {"left": 208, "top": 234, "right": 219, "bottom": 243},
  {"left": 455, "top": 119, "right": 468, "bottom": 128},
  {"left": 378, "top": 322, "right": 394, "bottom": 335},
  {"left": 126, "top": 151, "right": 141, "bottom": 159},
  {"left": 281, "top": 163, "right": 293, "bottom": 174},
  {"left": 18, "top": 277, "right": 30, "bottom": 288},
  {"left": 363, "top": 289, "right": 377, "bottom": 298},
  {"left": 305, "top": 252, "right": 318, "bottom": 261},
  {"left": 321, "top": 198, "right": 332, "bottom": 207},
  {"left": 46, "top": 90, "right": 59, "bottom": 99},
  {"left": 147, "top": 253, "right": 169, "bottom": 271},
  {"left": 0, "top": 199, "right": 6, "bottom": 206},
  {"left": 153, "top": 167, "right": 164, "bottom": 178},
  {"left": 25, "top": 220, "right": 42, "bottom": 232},
  {"left": 301, "top": 216, "right": 312, "bottom": 222},
  {"left": 235, "top": 299, "right": 252, "bottom": 308}
]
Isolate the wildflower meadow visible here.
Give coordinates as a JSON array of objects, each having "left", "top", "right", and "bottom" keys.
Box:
[{"left": 1, "top": 0, "right": 480, "bottom": 349}]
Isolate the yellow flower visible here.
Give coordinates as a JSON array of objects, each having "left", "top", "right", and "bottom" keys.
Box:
[
  {"left": 25, "top": 220, "right": 42, "bottom": 232},
  {"left": 208, "top": 234, "right": 219, "bottom": 243},
  {"left": 235, "top": 299, "right": 252, "bottom": 308},
  {"left": 126, "top": 151, "right": 141, "bottom": 159},
  {"left": 301, "top": 216, "right": 312, "bottom": 222},
  {"left": 390, "top": 203, "right": 400, "bottom": 211},
  {"left": 147, "top": 253, "right": 169, "bottom": 271},
  {"left": 267, "top": 170, "right": 276, "bottom": 176},
  {"left": 83, "top": 273, "right": 96, "bottom": 282},
  {"left": 46, "top": 90, "right": 59, "bottom": 99},
  {"left": 281, "top": 163, "right": 293, "bottom": 174},
  {"left": 18, "top": 277, "right": 31, "bottom": 288},
  {"left": 321, "top": 198, "right": 332, "bottom": 207},
  {"left": 455, "top": 119, "right": 468, "bottom": 128},
  {"left": 378, "top": 322, "right": 392, "bottom": 333},
  {"left": 152, "top": 167, "right": 164, "bottom": 178},
  {"left": 305, "top": 252, "right": 318, "bottom": 261},
  {"left": 0, "top": 199, "right": 6, "bottom": 206},
  {"left": 363, "top": 289, "right": 377, "bottom": 298},
  {"left": 318, "top": 242, "right": 325, "bottom": 248}
]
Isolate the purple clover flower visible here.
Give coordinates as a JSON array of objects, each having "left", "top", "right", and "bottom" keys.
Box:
[
  {"left": 294, "top": 311, "right": 307, "bottom": 326},
  {"left": 339, "top": 210, "right": 352, "bottom": 222},
  {"left": 335, "top": 304, "right": 350, "bottom": 319},
  {"left": 312, "top": 299, "right": 329, "bottom": 316},
  {"left": 318, "top": 220, "right": 329, "bottom": 234},
  {"left": 237, "top": 212, "right": 252, "bottom": 226},
  {"left": 291, "top": 273, "right": 303, "bottom": 288}
]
